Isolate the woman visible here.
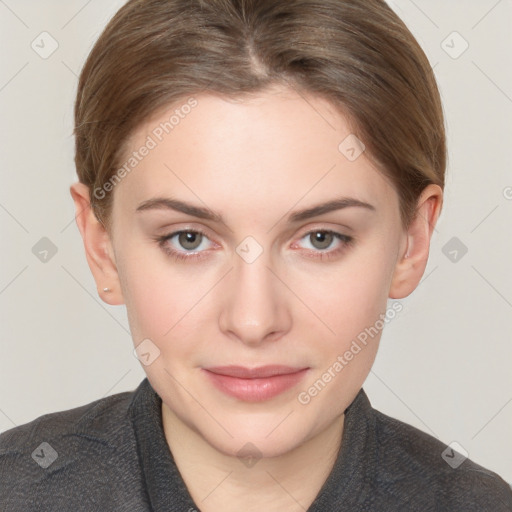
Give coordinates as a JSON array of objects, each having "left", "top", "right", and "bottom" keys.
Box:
[{"left": 1, "top": 0, "right": 511, "bottom": 510}]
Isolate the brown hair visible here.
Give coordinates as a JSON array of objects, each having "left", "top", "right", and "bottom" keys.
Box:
[{"left": 74, "top": 0, "right": 446, "bottom": 229}]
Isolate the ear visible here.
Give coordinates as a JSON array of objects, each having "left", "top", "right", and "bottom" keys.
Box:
[
  {"left": 69, "top": 182, "right": 124, "bottom": 305},
  {"left": 389, "top": 184, "right": 443, "bottom": 299}
]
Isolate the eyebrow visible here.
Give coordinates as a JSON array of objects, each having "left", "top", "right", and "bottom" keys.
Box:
[{"left": 135, "top": 196, "right": 376, "bottom": 223}]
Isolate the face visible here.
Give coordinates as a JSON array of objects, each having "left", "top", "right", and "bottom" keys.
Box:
[{"left": 108, "top": 85, "right": 407, "bottom": 458}]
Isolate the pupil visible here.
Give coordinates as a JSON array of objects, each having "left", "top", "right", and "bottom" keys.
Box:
[
  {"left": 313, "top": 232, "right": 331, "bottom": 249},
  {"left": 180, "top": 232, "right": 200, "bottom": 249}
]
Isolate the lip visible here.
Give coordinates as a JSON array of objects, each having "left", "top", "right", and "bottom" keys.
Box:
[{"left": 203, "top": 365, "right": 309, "bottom": 402}]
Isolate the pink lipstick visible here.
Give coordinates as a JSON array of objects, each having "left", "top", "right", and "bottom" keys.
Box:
[{"left": 203, "top": 365, "right": 309, "bottom": 402}]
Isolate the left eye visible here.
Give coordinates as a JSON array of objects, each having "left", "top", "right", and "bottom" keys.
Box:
[{"left": 296, "top": 230, "right": 352, "bottom": 252}]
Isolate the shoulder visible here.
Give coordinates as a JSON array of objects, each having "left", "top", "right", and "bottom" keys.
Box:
[
  {"left": 0, "top": 388, "right": 134, "bottom": 453},
  {"left": 371, "top": 405, "right": 512, "bottom": 510},
  {"left": 0, "top": 386, "right": 146, "bottom": 511}
]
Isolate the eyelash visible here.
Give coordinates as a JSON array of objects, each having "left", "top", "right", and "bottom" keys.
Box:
[{"left": 155, "top": 228, "right": 354, "bottom": 263}]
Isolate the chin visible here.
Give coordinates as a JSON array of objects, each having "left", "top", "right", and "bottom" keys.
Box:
[
  {"left": 206, "top": 429, "right": 307, "bottom": 460},
  {"left": 196, "top": 410, "right": 319, "bottom": 460}
]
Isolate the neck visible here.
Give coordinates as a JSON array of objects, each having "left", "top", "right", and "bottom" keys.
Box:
[{"left": 161, "top": 404, "right": 344, "bottom": 512}]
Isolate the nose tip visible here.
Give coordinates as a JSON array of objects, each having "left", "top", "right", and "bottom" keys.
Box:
[{"left": 226, "top": 302, "right": 282, "bottom": 346}]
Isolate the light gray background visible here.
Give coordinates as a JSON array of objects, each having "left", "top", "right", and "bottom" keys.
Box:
[{"left": 1, "top": 0, "right": 511, "bottom": 484}]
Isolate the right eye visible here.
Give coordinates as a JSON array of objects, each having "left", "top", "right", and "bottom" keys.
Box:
[{"left": 156, "top": 229, "right": 215, "bottom": 262}]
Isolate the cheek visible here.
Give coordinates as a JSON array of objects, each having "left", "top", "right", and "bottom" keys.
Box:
[
  {"left": 116, "top": 247, "right": 177, "bottom": 339},
  {"left": 291, "top": 243, "right": 396, "bottom": 346},
  {"left": 118, "top": 247, "right": 218, "bottom": 354}
]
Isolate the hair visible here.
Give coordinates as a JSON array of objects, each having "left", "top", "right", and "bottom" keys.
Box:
[{"left": 74, "top": 0, "right": 446, "bottom": 230}]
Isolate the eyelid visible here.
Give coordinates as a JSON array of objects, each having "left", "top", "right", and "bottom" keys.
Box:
[
  {"left": 295, "top": 222, "right": 354, "bottom": 236},
  {"left": 157, "top": 222, "right": 352, "bottom": 245}
]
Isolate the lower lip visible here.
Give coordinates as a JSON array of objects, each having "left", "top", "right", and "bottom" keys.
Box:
[{"left": 203, "top": 369, "right": 309, "bottom": 402}]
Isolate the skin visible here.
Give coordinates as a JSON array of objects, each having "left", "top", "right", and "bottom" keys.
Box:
[{"left": 71, "top": 84, "right": 442, "bottom": 511}]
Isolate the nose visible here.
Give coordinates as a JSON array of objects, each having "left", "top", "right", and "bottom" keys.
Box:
[{"left": 218, "top": 247, "right": 291, "bottom": 347}]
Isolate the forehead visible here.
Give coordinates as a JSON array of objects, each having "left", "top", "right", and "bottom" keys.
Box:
[{"left": 114, "top": 86, "right": 397, "bottom": 219}]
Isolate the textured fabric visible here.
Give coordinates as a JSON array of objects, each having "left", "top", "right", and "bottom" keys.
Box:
[{"left": 1, "top": 377, "right": 511, "bottom": 511}]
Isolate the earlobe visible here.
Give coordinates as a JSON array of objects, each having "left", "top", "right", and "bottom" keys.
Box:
[
  {"left": 69, "top": 183, "right": 124, "bottom": 305},
  {"left": 389, "top": 184, "right": 443, "bottom": 299}
]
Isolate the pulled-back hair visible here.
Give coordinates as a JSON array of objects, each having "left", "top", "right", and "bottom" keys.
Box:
[{"left": 74, "top": 0, "right": 446, "bottom": 229}]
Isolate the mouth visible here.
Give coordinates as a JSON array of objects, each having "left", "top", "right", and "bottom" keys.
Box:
[{"left": 202, "top": 365, "right": 310, "bottom": 402}]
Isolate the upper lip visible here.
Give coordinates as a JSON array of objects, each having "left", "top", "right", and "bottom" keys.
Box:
[{"left": 204, "top": 365, "right": 308, "bottom": 379}]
